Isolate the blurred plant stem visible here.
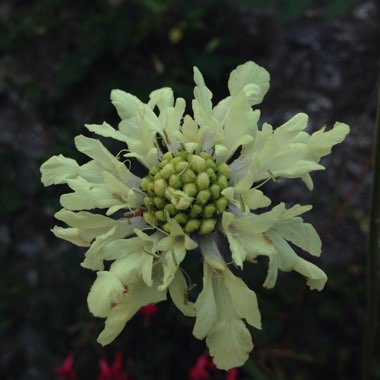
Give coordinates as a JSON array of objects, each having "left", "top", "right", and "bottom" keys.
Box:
[{"left": 362, "top": 84, "right": 380, "bottom": 380}]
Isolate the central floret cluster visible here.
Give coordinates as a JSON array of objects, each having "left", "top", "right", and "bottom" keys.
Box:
[{"left": 141, "top": 150, "right": 229, "bottom": 235}]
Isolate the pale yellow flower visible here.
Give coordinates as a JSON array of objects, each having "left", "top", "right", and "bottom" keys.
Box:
[{"left": 41, "top": 61, "right": 349, "bottom": 370}]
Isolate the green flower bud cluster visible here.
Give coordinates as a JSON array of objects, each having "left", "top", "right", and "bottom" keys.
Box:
[{"left": 141, "top": 151, "right": 230, "bottom": 235}]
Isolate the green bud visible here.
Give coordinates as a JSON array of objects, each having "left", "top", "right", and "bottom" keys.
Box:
[
  {"left": 196, "top": 172, "right": 210, "bottom": 190},
  {"left": 164, "top": 203, "right": 177, "bottom": 216},
  {"left": 162, "top": 151, "right": 173, "bottom": 161},
  {"left": 217, "top": 175, "right": 228, "bottom": 189},
  {"left": 190, "top": 155, "right": 207, "bottom": 173},
  {"left": 210, "top": 184, "right": 221, "bottom": 200},
  {"left": 171, "top": 156, "right": 183, "bottom": 165},
  {"left": 189, "top": 204, "right": 203, "bottom": 218},
  {"left": 165, "top": 186, "right": 175, "bottom": 201},
  {"left": 183, "top": 183, "right": 198, "bottom": 197},
  {"left": 154, "top": 178, "right": 168, "bottom": 197},
  {"left": 159, "top": 159, "right": 169, "bottom": 168},
  {"left": 174, "top": 212, "right": 188, "bottom": 225},
  {"left": 196, "top": 189, "right": 211, "bottom": 205},
  {"left": 169, "top": 174, "right": 183, "bottom": 189},
  {"left": 218, "top": 163, "right": 230, "bottom": 177},
  {"left": 206, "top": 168, "right": 217, "bottom": 182},
  {"left": 182, "top": 168, "right": 197, "bottom": 184},
  {"left": 177, "top": 151, "right": 189, "bottom": 159},
  {"left": 216, "top": 197, "right": 228, "bottom": 214},
  {"left": 199, "top": 152, "right": 211, "bottom": 160},
  {"left": 153, "top": 197, "right": 166, "bottom": 209},
  {"left": 141, "top": 177, "right": 151, "bottom": 192},
  {"left": 147, "top": 181, "right": 155, "bottom": 196},
  {"left": 149, "top": 165, "right": 159, "bottom": 176},
  {"left": 175, "top": 161, "right": 188, "bottom": 174},
  {"left": 155, "top": 210, "right": 167, "bottom": 222},
  {"left": 154, "top": 171, "right": 161, "bottom": 180},
  {"left": 162, "top": 222, "right": 171, "bottom": 233},
  {"left": 184, "top": 219, "right": 201, "bottom": 233},
  {"left": 206, "top": 159, "right": 216, "bottom": 170},
  {"left": 199, "top": 219, "right": 217, "bottom": 235},
  {"left": 170, "top": 190, "right": 193, "bottom": 210},
  {"left": 144, "top": 196, "right": 152, "bottom": 209},
  {"left": 160, "top": 163, "right": 175, "bottom": 179},
  {"left": 186, "top": 153, "right": 194, "bottom": 162},
  {"left": 203, "top": 204, "right": 216, "bottom": 218},
  {"left": 143, "top": 211, "right": 156, "bottom": 225}
]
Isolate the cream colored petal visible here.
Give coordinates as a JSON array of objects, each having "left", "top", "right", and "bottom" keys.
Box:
[
  {"left": 221, "top": 183, "right": 271, "bottom": 213},
  {"left": 53, "top": 209, "right": 142, "bottom": 248},
  {"left": 87, "top": 271, "right": 124, "bottom": 318},
  {"left": 74, "top": 135, "right": 141, "bottom": 186},
  {"left": 228, "top": 61, "right": 270, "bottom": 106},
  {"left": 85, "top": 122, "right": 128, "bottom": 142},
  {"left": 262, "top": 253, "right": 279, "bottom": 289},
  {"left": 273, "top": 217, "right": 321, "bottom": 257},
  {"left": 60, "top": 178, "right": 116, "bottom": 211},
  {"left": 231, "top": 114, "right": 326, "bottom": 183},
  {"left": 110, "top": 251, "right": 154, "bottom": 286},
  {"left": 193, "top": 262, "right": 218, "bottom": 339},
  {"left": 97, "top": 276, "right": 167, "bottom": 346},
  {"left": 102, "top": 237, "right": 143, "bottom": 260},
  {"left": 161, "top": 98, "right": 186, "bottom": 148},
  {"left": 241, "top": 188, "right": 271, "bottom": 211},
  {"left": 192, "top": 66, "right": 213, "bottom": 127},
  {"left": 199, "top": 235, "right": 226, "bottom": 271},
  {"left": 206, "top": 320, "right": 253, "bottom": 370},
  {"left": 54, "top": 209, "right": 117, "bottom": 230},
  {"left": 51, "top": 226, "right": 89, "bottom": 247},
  {"left": 169, "top": 270, "right": 196, "bottom": 317},
  {"left": 117, "top": 105, "right": 161, "bottom": 168},
  {"left": 74, "top": 135, "right": 119, "bottom": 171},
  {"left": 307, "top": 122, "right": 350, "bottom": 161},
  {"left": 148, "top": 87, "right": 174, "bottom": 111},
  {"left": 97, "top": 302, "right": 132, "bottom": 346},
  {"left": 40, "top": 155, "right": 79, "bottom": 186},
  {"left": 273, "top": 203, "right": 313, "bottom": 219},
  {"left": 78, "top": 161, "right": 104, "bottom": 183},
  {"left": 123, "top": 148, "right": 159, "bottom": 169},
  {"left": 80, "top": 217, "right": 146, "bottom": 271},
  {"left": 266, "top": 230, "right": 326, "bottom": 290},
  {"left": 224, "top": 269, "right": 261, "bottom": 329},
  {"left": 159, "top": 247, "right": 186, "bottom": 290},
  {"left": 215, "top": 92, "right": 259, "bottom": 162},
  {"left": 110, "top": 89, "right": 142, "bottom": 120},
  {"left": 294, "top": 257, "right": 327, "bottom": 291},
  {"left": 222, "top": 211, "right": 276, "bottom": 268}
]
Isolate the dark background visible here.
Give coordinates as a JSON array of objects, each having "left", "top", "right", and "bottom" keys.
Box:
[{"left": 0, "top": 0, "right": 379, "bottom": 379}]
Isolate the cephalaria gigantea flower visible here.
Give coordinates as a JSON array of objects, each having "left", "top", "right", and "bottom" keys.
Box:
[{"left": 41, "top": 61, "right": 349, "bottom": 370}]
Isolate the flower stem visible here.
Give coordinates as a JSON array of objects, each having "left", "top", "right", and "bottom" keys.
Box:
[{"left": 362, "top": 84, "right": 380, "bottom": 380}]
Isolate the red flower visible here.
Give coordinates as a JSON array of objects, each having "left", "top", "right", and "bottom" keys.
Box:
[
  {"left": 226, "top": 368, "right": 238, "bottom": 380},
  {"left": 139, "top": 304, "right": 159, "bottom": 324},
  {"left": 188, "top": 355, "right": 210, "bottom": 380},
  {"left": 97, "top": 352, "right": 130, "bottom": 380},
  {"left": 53, "top": 355, "right": 77, "bottom": 380}
]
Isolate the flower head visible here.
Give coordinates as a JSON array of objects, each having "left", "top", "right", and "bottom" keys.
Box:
[{"left": 41, "top": 61, "right": 349, "bottom": 370}]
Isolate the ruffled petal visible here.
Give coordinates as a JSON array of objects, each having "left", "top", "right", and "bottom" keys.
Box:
[
  {"left": 97, "top": 276, "right": 167, "bottom": 346},
  {"left": 169, "top": 270, "right": 196, "bottom": 317},
  {"left": 87, "top": 271, "right": 124, "bottom": 318},
  {"left": 228, "top": 61, "right": 270, "bottom": 106},
  {"left": 40, "top": 155, "right": 79, "bottom": 186}
]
